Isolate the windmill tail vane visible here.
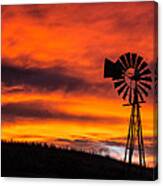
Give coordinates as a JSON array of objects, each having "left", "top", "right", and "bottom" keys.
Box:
[{"left": 104, "top": 52, "right": 152, "bottom": 167}]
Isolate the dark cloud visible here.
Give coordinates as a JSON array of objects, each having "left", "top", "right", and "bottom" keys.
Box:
[
  {"left": 109, "top": 7, "right": 153, "bottom": 34},
  {"left": 109, "top": 136, "right": 157, "bottom": 143},
  {"left": 2, "top": 101, "right": 125, "bottom": 124},
  {"left": 1, "top": 5, "right": 16, "bottom": 19},
  {"left": 24, "top": 5, "right": 48, "bottom": 19},
  {"left": 2, "top": 4, "right": 48, "bottom": 20},
  {"left": 101, "top": 140, "right": 125, "bottom": 147},
  {"left": 3, "top": 2, "right": 154, "bottom": 31},
  {"left": 54, "top": 136, "right": 156, "bottom": 158},
  {"left": 15, "top": 134, "right": 45, "bottom": 140},
  {"left": 2, "top": 58, "right": 113, "bottom": 96},
  {"left": 54, "top": 138, "right": 93, "bottom": 146},
  {"left": 2, "top": 102, "right": 54, "bottom": 120},
  {"left": 2, "top": 86, "right": 26, "bottom": 94},
  {"left": 54, "top": 137, "right": 157, "bottom": 166},
  {"left": 55, "top": 138, "right": 73, "bottom": 143},
  {"left": 54, "top": 137, "right": 111, "bottom": 156},
  {"left": 101, "top": 137, "right": 157, "bottom": 156},
  {"left": 2, "top": 60, "right": 89, "bottom": 92}
]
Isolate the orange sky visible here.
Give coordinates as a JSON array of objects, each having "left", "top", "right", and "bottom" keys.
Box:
[{"left": 1, "top": 2, "right": 157, "bottom": 167}]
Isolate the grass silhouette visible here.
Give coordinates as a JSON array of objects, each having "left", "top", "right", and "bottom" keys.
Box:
[{"left": 1, "top": 141, "right": 157, "bottom": 180}]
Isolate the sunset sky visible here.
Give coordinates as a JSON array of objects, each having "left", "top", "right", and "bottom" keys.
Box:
[{"left": 1, "top": 2, "right": 157, "bottom": 167}]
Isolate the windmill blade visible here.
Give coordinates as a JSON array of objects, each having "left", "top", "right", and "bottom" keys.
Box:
[
  {"left": 114, "top": 80, "right": 125, "bottom": 89},
  {"left": 122, "top": 86, "right": 129, "bottom": 100},
  {"left": 139, "top": 68, "right": 151, "bottom": 77},
  {"left": 137, "top": 89, "right": 144, "bottom": 102},
  {"left": 125, "top": 52, "right": 132, "bottom": 67},
  {"left": 117, "top": 59, "right": 126, "bottom": 70},
  {"left": 140, "top": 76, "right": 152, "bottom": 82},
  {"left": 139, "top": 81, "right": 151, "bottom": 90},
  {"left": 131, "top": 53, "right": 137, "bottom": 67},
  {"left": 138, "top": 84, "right": 148, "bottom": 96},
  {"left": 117, "top": 83, "right": 127, "bottom": 95},
  {"left": 135, "top": 56, "right": 143, "bottom": 69},
  {"left": 117, "top": 60, "right": 126, "bottom": 70},
  {"left": 120, "top": 55, "right": 129, "bottom": 69},
  {"left": 138, "top": 61, "right": 148, "bottom": 72}
]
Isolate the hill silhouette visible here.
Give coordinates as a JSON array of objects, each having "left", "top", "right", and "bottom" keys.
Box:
[{"left": 1, "top": 141, "right": 157, "bottom": 180}]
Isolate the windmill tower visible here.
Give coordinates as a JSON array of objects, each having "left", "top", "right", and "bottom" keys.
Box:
[{"left": 104, "top": 52, "right": 152, "bottom": 167}]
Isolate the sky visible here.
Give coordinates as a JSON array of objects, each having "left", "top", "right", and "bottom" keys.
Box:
[{"left": 1, "top": 2, "right": 157, "bottom": 167}]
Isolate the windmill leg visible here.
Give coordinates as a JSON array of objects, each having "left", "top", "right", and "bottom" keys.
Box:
[
  {"left": 128, "top": 124, "right": 134, "bottom": 165},
  {"left": 129, "top": 104, "right": 136, "bottom": 165},
  {"left": 124, "top": 104, "right": 136, "bottom": 165},
  {"left": 124, "top": 122, "right": 131, "bottom": 162},
  {"left": 137, "top": 105, "right": 142, "bottom": 166},
  {"left": 124, "top": 104, "right": 134, "bottom": 163},
  {"left": 137, "top": 103, "right": 146, "bottom": 167},
  {"left": 140, "top": 126, "right": 146, "bottom": 167},
  {"left": 129, "top": 147, "right": 134, "bottom": 165},
  {"left": 137, "top": 127, "right": 143, "bottom": 166}
]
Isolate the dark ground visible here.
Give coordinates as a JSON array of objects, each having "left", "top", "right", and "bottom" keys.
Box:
[{"left": 1, "top": 141, "right": 158, "bottom": 180}]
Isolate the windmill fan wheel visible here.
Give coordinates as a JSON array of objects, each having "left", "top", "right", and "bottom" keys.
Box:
[{"left": 114, "top": 52, "right": 152, "bottom": 104}]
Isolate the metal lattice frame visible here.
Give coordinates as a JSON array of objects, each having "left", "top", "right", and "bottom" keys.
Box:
[{"left": 124, "top": 82, "right": 146, "bottom": 167}]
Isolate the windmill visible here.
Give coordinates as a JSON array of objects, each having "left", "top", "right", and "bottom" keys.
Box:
[
  {"left": 104, "top": 52, "right": 152, "bottom": 167},
  {"left": 154, "top": 60, "right": 158, "bottom": 102}
]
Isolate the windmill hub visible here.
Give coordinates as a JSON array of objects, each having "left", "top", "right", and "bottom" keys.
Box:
[
  {"left": 125, "top": 68, "right": 135, "bottom": 79},
  {"left": 124, "top": 68, "right": 136, "bottom": 88}
]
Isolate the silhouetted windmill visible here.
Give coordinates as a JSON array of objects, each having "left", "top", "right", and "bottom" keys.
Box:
[
  {"left": 104, "top": 52, "right": 152, "bottom": 167},
  {"left": 154, "top": 60, "right": 158, "bottom": 102}
]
